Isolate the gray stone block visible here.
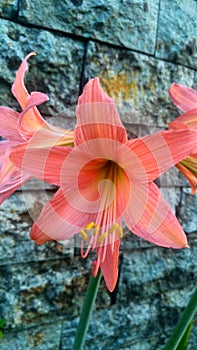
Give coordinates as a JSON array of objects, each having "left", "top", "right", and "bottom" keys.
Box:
[
  {"left": 84, "top": 41, "right": 195, "bottom": 127},
  {"left": 0, "top": 323, "right": 62, "bottom": 350},
  {"left": 178, "top": 188, "right": 197, "bottom": 233},
  {"left": 18, "top": 0, "right": 159, "bottom": 55},
  {"left": 0, "top": 19, "right": 85, "bottom": 115},
  {"left": 60, "top": 241, "right": 197, "bottom": 349},
  {"left": 0, "top": 192, "right": 74, "bottom": 266},
  {"left": 0, "top": 0, "right": 18, "bottom": 19},
  {"left": 156, "top": 0, "right": 197, "bottom": 69}
]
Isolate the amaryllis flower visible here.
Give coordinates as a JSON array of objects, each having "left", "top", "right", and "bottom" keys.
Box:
[
  {"left": 11, "top": 78, "right": 197, "bottom": 291},
  {"left": 168, "top": 83, "right": 197, "bottom": 194},
  {"left": 0, "top": 52, "right": 74, "bottom": 203}
]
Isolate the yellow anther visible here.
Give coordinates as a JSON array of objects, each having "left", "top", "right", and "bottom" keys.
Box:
[
  {"left": 98, "top": 232, "right": 108, "bottom": 244},
  {"left": 109, "top": 223, "right": 119, "bottom": 234},
  {"left": 118, "top": 226, "right": 123, "bottom": 238},
  {"left": 80, "top": 229, "right": 88, "bottom": 241},
  {"left": 85, "top": 222, "right": 95, "bottom": 230}
]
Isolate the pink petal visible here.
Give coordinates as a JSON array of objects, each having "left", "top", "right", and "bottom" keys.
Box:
[
  {"left": 176, "top": 162, "right": 197, "bottom": 195},
  {"left": 169, "top": 109, "right": 197, "bottom": 130},
  {"left": 11, "top": 52, "right": 36, "bottom": 109},
  {"left": 169, "top": 83, "right": 197, "bottom": 112},
  {"left": 0, "top": 143, "right": 31, "bottom": 203},
  {"left": 0, "top": 107, "right": 22, "bottom": 141},
  {"left": 125, "top": 129, "right": 197, "bottom": 183},
  {"left": 75, "top": 78, "right": 127, "bottom": 145},
  {"left": 11, "top": 52, "right": 48, "bottom": 139},
  {"left": 124, "top": 182, "right": 188, "bottom": 248},
  {"left": 30, "top": 188, "right": 97, "bottom": 244},
  {"left": 17, "top": 91, "right": 49, "bottom": 139},
  {"left": 78, "top": 77, "right": 117, "bottom": 105},
  {"left": 97, "top": 240, "right": 120, "bottom": 292},
  {"left": 0, "top": 169, "right": 31, "bottom": 204},
  {"left": 10, "top": 146, "right": 71, "bottom": 185}
]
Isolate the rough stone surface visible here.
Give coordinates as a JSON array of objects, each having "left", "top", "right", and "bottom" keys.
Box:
[
  {"left": 0, "top": 323, "right": 62, "bottom": 350},
  {"left": 61, "top": 236, "right": 197, "bottom": 350},
  {"left": 178, "top": 188, "right": 197, "bottom": 233},
  {"left": 0, "top": 19, "right": 85, "bottom": 115},
  {"left": 0, "top": 0, "right": 18, "bottom": 18},
  {"left": 0, "top": 2, "right": 197, "bottom": 349},
  {"left": 18, "top": 0, "right": 159, "bottom": 55},
  {"left": 84, "top": 41, "right": 196, "bottom": 127},
  {"left": 156, "top": 0, "right": 197, "bottom": 69}
]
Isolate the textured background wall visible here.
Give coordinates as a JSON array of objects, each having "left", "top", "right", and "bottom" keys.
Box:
[{"left": 0, "top": 1, "right": 197, "bottom": 349}]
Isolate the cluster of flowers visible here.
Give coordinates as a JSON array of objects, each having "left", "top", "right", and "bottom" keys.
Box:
[{"left": 0, "top": 53, "right": 196, "bottom": 291}]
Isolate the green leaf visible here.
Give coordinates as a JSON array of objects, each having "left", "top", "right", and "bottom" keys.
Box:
[
  {"left": 176, "top": 321, "right": 193, "bottom": 350},
  {"left": 0, "top": 319, "right": 5, "bottom": 328},
  {"left": 163, "top": 286, "right": 197, "bottom": 350}
]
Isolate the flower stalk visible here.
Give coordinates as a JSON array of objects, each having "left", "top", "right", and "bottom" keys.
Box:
[{"left": 72, "top": 269, "right": 102, "bottom": 350}]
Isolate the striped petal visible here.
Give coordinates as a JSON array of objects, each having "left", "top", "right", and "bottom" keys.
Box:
[
  {"left": 11, "top": 52, "right": 36, "bottom": 109},
  {"left": 124, "top": 129, "right": 197, "bottom": 183},
  {"left": 10, "top": 145, "right": 71, "bottom": 185},
  {"left": 30, "top": 188, "right": 97, "bottom": 243},
  {"left": 169, "top": 109, "right": 197, "bottom": 130},
  {"left": 17, "top": 91, "right": 49, "bottom": 139},
  {"left": 97, "top": 240, "right": 120, "bottom": 292},
  {"left": 0, "top": 141, "right": 31, "bottom": 204},
  {"left": 0, "top": 107, "right": 22, "bottom": 141},
  {"left": 75, "top": 78, "right": 127, "bottom": 145},
  {"left": 124, "top": 182, "right": 188, "bottom": 248},
  {"left": 11, "top": 52, "right": 47, "bottom": 139},
  {"left": 168, "top": 83, "right": 197, "bottom": 112}
]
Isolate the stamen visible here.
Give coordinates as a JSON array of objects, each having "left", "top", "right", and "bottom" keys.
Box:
[
  {"left": 98, "top": 232, "right": 108, "bottom": 243},
  {"left": 118, "top": 226, "right": 123, "bottom": 238},
  {"left": 85, "top": 221, "right": 95, "bottom": 230},
  {"left": 80, "top": 229, "right": 88, "bottom": 240},
  {"left": 109, "top": 223, "right": 119, "bottom": 234},
  {"left": 81, "top": 240, "right": 92, "bottom": 258}
]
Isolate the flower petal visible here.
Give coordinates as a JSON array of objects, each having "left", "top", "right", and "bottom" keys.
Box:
[
  {"left": 78, "top": 77, "right": 118, "bottom": 105},
  {"left": 10, "top": 146, "right": 71, "bottom": 185},
  {"left": 75, "top": 78, "right": 127, "bottom": 144},
  {"left": 124, "top": 182, "right": 188, "bottom": 248},
  {"left": 169, "top": 109, "right": 197, "bottom": 130},
  {"left": 97, "top": 240, "right": 120, "bottom": 292},
  {"left": 168, "top": 83, "right": 197, "bottom": 112},
  {"left": 125, "top": 129, "right": 197, "bottom": 182},
  {"left": 17, "top": 91, "right": 49, "bottom": 139},
  {"left": 11, "top": 52, "right": 48, "bottom": 139},
  {"left": 30, "top": 188, "right": 97, "bottom": 244},
  {"left": 0, "top": 107, "right": 22, "bottom": 141},
  {"left": 11, "top": 52, "right": 36, "bottom": 109},
  {"left": 176, "top": 155, "right": 197, "bottom": 195},
  {"left": 0, "top": 142, "right": 31, "bottom": 204}
]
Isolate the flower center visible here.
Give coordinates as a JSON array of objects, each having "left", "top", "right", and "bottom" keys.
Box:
[{"left": 78, "top": 157, "right": 130, "bottom": 269}]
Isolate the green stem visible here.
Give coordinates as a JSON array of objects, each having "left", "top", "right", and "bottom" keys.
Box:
[
  {"left": 72, "top": 269, "right": 102, "bottom": 350},
  {"left": 163, "top": 286, "right": 197, "bottom": 350}
]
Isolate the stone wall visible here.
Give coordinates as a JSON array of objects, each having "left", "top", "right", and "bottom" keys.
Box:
[{"left": 0, "top": 1, "right": 197, "bottom": 349}]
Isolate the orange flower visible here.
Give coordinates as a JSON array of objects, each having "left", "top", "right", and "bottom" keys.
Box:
[
  {"left": 168, "top": 83, "right": 197, "bottom": 194},
  {"left": 0, "top": 53, "right": 74, "bottom": 203},
  {"left": 11, "top": 78, "right": 197, "bottom": 291}
]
